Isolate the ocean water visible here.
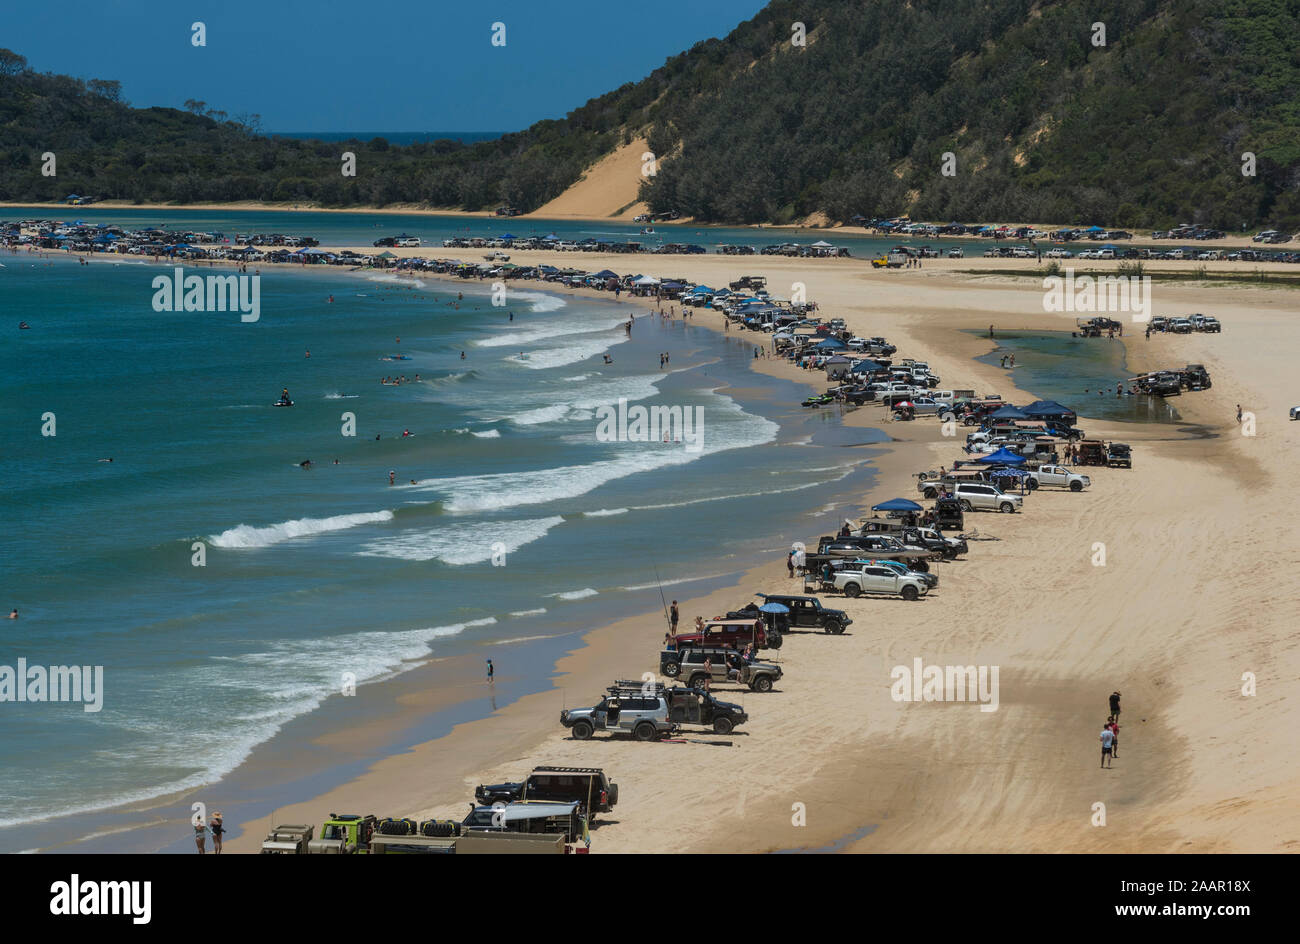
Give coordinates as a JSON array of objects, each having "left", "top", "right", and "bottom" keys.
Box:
[{"left": 0, "top": 246, "right": 883, "bottom": 846}]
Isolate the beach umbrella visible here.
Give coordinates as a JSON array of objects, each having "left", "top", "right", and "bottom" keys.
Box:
[
  {"left": 758, "top": 602, "right": 789, "bottom": 614},
  {"left": 872, "top": 498, "right": 923, "bottom": 512}
]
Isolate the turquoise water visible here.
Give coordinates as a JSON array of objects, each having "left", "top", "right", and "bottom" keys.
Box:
[
  {"left": 974, "top": 330, "right": 1182, "bottom": 425},
  {"left": 0, "top": 246, "right": 883, "bottom": 846},
  {"left": 2, "top": 204, "right": 966, "bottom": 257}
]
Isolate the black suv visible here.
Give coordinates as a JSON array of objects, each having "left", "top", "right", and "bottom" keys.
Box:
[
  {"left": 754, "top": 593, "right": 851, "bottom": 634},
  {"left": 474, "top": 766, "right": 618, "bottom": 819}
]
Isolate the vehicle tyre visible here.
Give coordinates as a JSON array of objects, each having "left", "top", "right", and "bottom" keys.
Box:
[
  {"left": 999, "top": 502, "right": 1014, "bottom": 513},
  {"left": 824, "top": 619, "right": 844, "bottom": 635},
  {"left": 912, "top": 559, "right": 929, "bottom": 573},
  {"left": 923, "top": 488, "right": 937, "bottom": 499},
  {"left": 958, "top": 500, "right": 972, "bottom": 512},
  {"left": 633, "top": 722, "right": 657, "bottom": 742},
  {"left": 662, "top": 661, "right": 681, "bottom": 678},
  {"left": 1070, "top": 480, "right": 1083, "bottom": 492},
  {"left": 688, "top": 673, "right": 709, "bottom": 690},
  {"left": 1027, "top": 478, "right": 1040, "bottom": 490},
  {"left": 768, "top": 633, "right": 783, "bottom": 650},
  {"left": 901, "top": 585, "right": 919, "bottom": 601},
  {"left": 712, "top": 716, "right": 735, "bottom": 735},
  {"left": 571, "top": 719, "right": 594, "bottom": 740},
  {"left": 752, "top": 675, "right": 773, "bottom": 693},
  {"left": 844, "top": 583, "right": 861, "bottom": 598},
  {"left": 964, "top": 416, "right": 977, "bottom": 426}
]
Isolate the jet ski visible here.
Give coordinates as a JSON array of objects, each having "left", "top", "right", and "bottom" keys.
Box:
[
  {"left": 274, "top": 399, "right": 294, "bottom": 407},
  {"left": 802, "top": 393, "right": 836, "bottom": 407},
  {"left": 18, "top": 322, "right": 31, "bottom": 329}
]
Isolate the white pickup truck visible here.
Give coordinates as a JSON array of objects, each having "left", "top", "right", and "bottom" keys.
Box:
[
  {"left": 832, "top": 565, "right": 928, "bottom": 601},
  {"left": 1024, "top": 465, "right": 1091, "bottom": 492}
]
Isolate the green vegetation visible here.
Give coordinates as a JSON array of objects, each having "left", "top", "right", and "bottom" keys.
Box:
[{"left": 2, "top": 0, "right": 1299, "bottom": 227}]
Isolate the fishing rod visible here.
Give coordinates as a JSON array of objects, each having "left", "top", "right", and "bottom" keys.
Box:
[{"left": 653, "top": 564, "right": 671, "bottom": 631}]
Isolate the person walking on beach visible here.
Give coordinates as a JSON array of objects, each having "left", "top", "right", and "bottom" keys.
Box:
[
  {"left": 787, "top": 551, "right": 795, "bottom": 578},
  {"left": 486, "top": 659, "right": 494, "bottom": 684},
  {"left": 1109, "top": 691, "right": 1121, "bottom": 718},
  {"left": 670, "top": 601, "right": 679, "bottom": 634},
  {"left": 1106, "top": 717, "right": 1121, "bottom": 758},
  {"left": 989, "top": 325, "right": 995, "bottom": 338},
  {"left": 1100, "top": 724, "right": 1115, "bottom": 768},
  {"left": 194, "top": 818, "right": 208, "bottom": 854},
  {"left": 1000, "top": 355, "right": 1007, "bottom": 368},
  {"left": 210, "top": 813, "right": 225, "bottom": 854},
  {"left": 1009, "top": 353, "right": 1015, "bottom": 368},
  {"left": 1236, "top": 404, "right": 1243, "bottom": 424}
]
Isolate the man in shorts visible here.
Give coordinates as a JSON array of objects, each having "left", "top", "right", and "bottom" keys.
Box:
[
  {"left": 1100, "top": 724, "right": 1115, "bottom": 768},
  {"left": 1109, "top": 691, "right": 1121, "bottom": 718}
]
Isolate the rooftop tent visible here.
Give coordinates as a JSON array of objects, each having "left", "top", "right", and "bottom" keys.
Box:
[
  {"left": 972, "top": 447, "right": 1027, "bottom": 465},
  {"left": 989, "top": 404, "right": 1030, "bottom": 420},
  {"left": 872, "top": 498, "right": 923, "bottom": 512}
]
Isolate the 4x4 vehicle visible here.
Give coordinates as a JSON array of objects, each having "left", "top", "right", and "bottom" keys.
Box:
[
  {"left": 1024, "top": 465, "right": 1090, "bottom": 491},
  {"left": 462, "top": 801, "right": 586, "bottom": 844},
  {"left": 952, "top": 482, "right": 1022, "bottom": 513},
  {"left": 817, "top": 533, "right": 940, "bottom": 571},
  {"left": 754, "top": 593, "right": 852, "bottom": 634},
  {"left": 931, "top": 497, "right": 964, "bottom": 530},
  {"left": 858, "top": 519, "right": 967, "bottom": 558},
  {"left": 1107, "top": 443, "right": 1132, "bottom": 468},
  {"left": 832, "top": 564, "right": 928, "bottom": 600},
  {"left": 672, "top": 617, "right": 781, "bottom": 650},
  {"left": 474, "top": 766, "right": 618, "bottom": 819},
  {"left": 664, "top": 646, "right": 783, "bottom": 693},
  {"left": 679, "top": 646, "right": 780, "bottom": 694},
  {"left": 561, "top": 680, "right": 748, "bottom": 739},
  {"left": 841, "top": 558, "right": 938, "bottom": 589},
  {"left": 308, "top": 813, "right": 378, "bottom": 854}
]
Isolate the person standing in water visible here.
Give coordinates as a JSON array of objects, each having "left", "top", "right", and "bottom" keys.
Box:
[
  {"left": 210, "top": 813, "right": 225, "bottom": 854},
  {"left": 486, "top": 659, "right": 494, "bottom": 684},
  {"left": 194, "top": 818, "right": 208, "bottom": 854}
]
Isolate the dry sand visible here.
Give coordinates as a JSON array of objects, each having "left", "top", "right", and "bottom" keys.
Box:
[{"left": 222, "top": 246, "right": 1300, "bottom": 853}]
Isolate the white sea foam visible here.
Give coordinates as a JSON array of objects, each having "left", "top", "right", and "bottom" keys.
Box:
[
  {"left": 621, "top": 572, "right": 733, "bottom": 591},
  {"left": 549, "top": 588, "right": 598, "bottom": 601},
  {"left": 356, "top": 516, "right": 564, "bottom": 564},
  {"left": 208, "top": 510, "right": 393, "bottom": 548},
  {"left": 508, "top": 608, "right": 548, "bottom": 618},
  {"left": 323, "top": 392, "right": 360, "bottom": 400},
  {"left": 583, "top": 508, "right": 629, "bottom": 517},
  {"left": 413, "top": 394, "right": 778, "bottom": 512},
  {"left": 477, "top": 315, "right": 626, "bottom": 349},
  {"left": 471, "top": 429, "right": 501, "bottom": 439}
]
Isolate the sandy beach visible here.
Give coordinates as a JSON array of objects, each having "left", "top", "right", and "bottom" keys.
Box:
[{"left": 216, "top": 246, "right": 1300, "bottom": 854}]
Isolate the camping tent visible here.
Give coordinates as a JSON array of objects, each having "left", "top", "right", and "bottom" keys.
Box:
[
  {"left": 989, "top": 404, "right": 1030, "bottom": 420},
  {"left": 632, "top": 275, "right": 660, "bottom": 285}
]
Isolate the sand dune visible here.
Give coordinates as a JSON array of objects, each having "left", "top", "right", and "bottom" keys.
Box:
[{"left": 528, "top": 137, "right": 651, "bottom": 221}]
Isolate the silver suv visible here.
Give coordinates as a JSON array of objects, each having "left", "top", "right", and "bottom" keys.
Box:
[
  {"left": 561, "top": 680, "right": 750, "bottom": 739},
  {"left": 952, "top": 481, "right": 1022, "bottom": 513}
]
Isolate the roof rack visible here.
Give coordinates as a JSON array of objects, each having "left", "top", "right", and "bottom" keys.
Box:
[
  {"left": 531, "top": 766, "right": 606, "bottom": 774},
  {"left": 608, "top": 680, "right": 666, "bottom": 692}
]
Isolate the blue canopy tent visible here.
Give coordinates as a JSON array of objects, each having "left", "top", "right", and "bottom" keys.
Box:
[
  {"left": 591, "top": 269, "right": 619, "bottom": 279},
  {"left": 972, "top": 447, "right": 1026, "bottom": 465},
  {"left": 812, "top": 337, "right": 848, "bottom": 351},
  {"left": 849, "top": 358, "right": 886, "bottom": 374},
  {"left": 500, "top": 233, "right": 516, "bottom": 239},
  {"left": 1021, "top": 400, "right": 1077, "bottom": 422},
  {"left": 989, "top": 404, "right": 1030, "bottom": 421},
  {"left": 872, "top": 498, "right": 923, "bottom": 512}
]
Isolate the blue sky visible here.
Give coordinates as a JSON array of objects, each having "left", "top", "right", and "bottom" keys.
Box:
[{"left": 5, "top": 0, "right": 769, "bottom": 132}]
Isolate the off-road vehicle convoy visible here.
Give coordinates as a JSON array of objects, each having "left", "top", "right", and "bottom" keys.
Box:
[
  {"left": 474, "top": 766, "right": 618, "bottom": 819},
  {"left": 561, "top": 679, "right": 750, "bottom": 739}
]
